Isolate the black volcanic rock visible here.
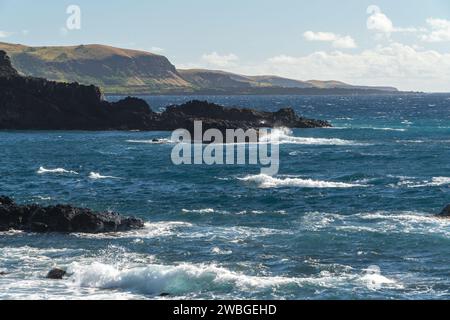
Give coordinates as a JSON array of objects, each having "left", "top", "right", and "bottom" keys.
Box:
[
  {"left": 156, "top": 100, "right": 331, "bottom": 133},
  {"left": 0, "top": 51, "right": 18, "bottom": 78},
  {"left": 46, "top": 268, "right": 67, "bottom": 280},
  {"left": 438, "top": 205, "right": 450, "bottom": 217},
  {"left": 0, "top": 50, "right": 330, "bottom": 131},
  {"left": 0, "top": 196, "right": 144, "bottom": 233}
]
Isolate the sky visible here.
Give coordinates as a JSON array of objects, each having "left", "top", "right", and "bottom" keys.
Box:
[{"left": 1, "top": 0, "right": 450, "bottom": 91}]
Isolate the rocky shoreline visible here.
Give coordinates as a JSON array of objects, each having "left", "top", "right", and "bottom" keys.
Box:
[
  {"left": 1, "top": 195, "right": 448, "bottom": 236},
  {"left": 0, "top": 50, "right": 330, "bottom": 133},
  {"left": 0, "top": 196, "right": 144, "bottom": 234}
]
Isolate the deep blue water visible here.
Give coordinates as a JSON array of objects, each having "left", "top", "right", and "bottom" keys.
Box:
[{"left": 0, "top": 94, "right": 449, "bottom": 300}]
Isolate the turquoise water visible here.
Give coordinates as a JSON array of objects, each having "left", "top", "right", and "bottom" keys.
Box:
[{"left": 0, "top": 94, "right": 449, "bottom": 300}]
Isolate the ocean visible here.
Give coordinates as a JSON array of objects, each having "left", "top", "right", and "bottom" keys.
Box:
[{"left": 0, "top": 94, "right": 449, "bottom": 300}]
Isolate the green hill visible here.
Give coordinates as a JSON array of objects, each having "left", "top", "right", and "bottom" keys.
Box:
[{"left": 0, "top": 42, "right": 193, "bottom": 94}]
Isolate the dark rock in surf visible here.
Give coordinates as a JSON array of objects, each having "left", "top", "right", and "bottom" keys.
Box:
[
  {"left": 46, "top": 268, "right": 67, "bottom": 280},
  {"left": 438, "top": 205, "right": 450, "bottom": 217},
  {"left": 0, "top": 196, "right": 144, "bottom": 234}
]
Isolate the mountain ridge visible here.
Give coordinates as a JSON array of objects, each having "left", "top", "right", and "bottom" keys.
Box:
[{"left": 0, "top": 42, "right": 400, "bottom": 95}]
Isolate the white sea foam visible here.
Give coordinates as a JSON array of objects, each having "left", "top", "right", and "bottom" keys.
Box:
[
  {"left": 391, "top": 176, "right": 450, "bottom": 188},
  {"left": 301, "top": 211, "right": 450, "bottom": 238},
  {"left": 259, "top": 128, "right": 366, "bottom": 146},
  {"left": 37, "top": 167, "right": 78, "bottom": 175},
  {"left": 72, "top": 222, "right": 193, "bottom": 239},
  {"left": 360, "top": 266, "right": 400, "bottom": 290},
  {"left": 89, "top": 172, "right": 120, "bottom": 180},
  {"left": 67, "top": 262, "right": 300, "bottom": 296},
  {"left": 239, "top": 174, "right": 367, "bottom": 189}
]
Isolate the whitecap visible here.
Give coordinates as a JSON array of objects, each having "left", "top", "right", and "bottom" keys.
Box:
[
  {"left": 211, "top": 247, "right": 233, "bottom": 255},
  {"left": 392, "top": 176, "right": 450, "bottom": 188},
  {"left": 126, "top": 139, "right": 172, "bottom": 144},
  {"left": 416, "top": 177, "right": 450, "bottom": 187},
  {"left": 182, "top": 208, "right": 215, "bottom": 214},
  {"left": 37, "top": 167, "right": 78, "bottom": 175},
  {"left": 34, "top": 196, "right": 52, "bottom": 201},
  {"left": 89, "top": 172, "right": 120, "bottom": 180},
  {"left": 357, "top": 127, "right": 407, "bottom": 132},
  {"left": 239, "top": 174, "right": 367, "bottom": 189}
]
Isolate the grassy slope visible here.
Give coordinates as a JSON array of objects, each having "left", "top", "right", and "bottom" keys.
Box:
[{"left": 0, "top": 43, "right": 193, "bottom": 94}]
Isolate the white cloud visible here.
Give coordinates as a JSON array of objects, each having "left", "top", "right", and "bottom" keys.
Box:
[
  {"left": 255, "top": 43, "right": 450, "bottom": 92},
  {"left": 366, "top": 5, "right": 418, "bottom": 36},
  {"left": 367, "top": 5, "right": 394, "bottom": 33},
  {"left": 304, "top": 31, "right": 337, "bottom": 42},
  {"left": 304, "top": 31, "right": 357, "bottom": 49},
  {"left": 421, "top": 18, "right": 450, "bottom": 42},
  {"left": 0, "top": 31, "right": 13, "bottom": 38},
  {"left": 201, "top": 52, "right": 239, "bottom": 67}
]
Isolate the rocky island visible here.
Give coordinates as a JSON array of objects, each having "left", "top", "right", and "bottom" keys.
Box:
[{"left": 0, "top": 50, "right": 330, "bottom": 132}]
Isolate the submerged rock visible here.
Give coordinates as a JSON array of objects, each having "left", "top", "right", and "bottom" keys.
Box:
[
  {"left": 438, "top": 205, "right": 450, "bottom": 217},
  {"left": 46, "top": 268, "right": 67, "bottom": 280},
  {"left": 0, "top": 196, "right": 144, "bottom": 233},
  {"left": 159, "top": 293, "right": 171, "bottom": 297}
]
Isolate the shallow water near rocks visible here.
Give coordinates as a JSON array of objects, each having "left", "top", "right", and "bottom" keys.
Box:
[{"left": 0, "top": 94, "right": 449, "bottom": 299}]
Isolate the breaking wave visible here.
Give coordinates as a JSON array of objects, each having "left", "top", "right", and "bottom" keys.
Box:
[
  {"left": 259, "top": 128, "right": 368, "bottom": 146},
  {"left": 66, "top": 261, "right": 402, "bottom": 297},
  {"left": 239, "top": 174, "right": 367, "bottom": 189},
  {"left": 37, "top": 167, "right": 78, "bottom": 175}
]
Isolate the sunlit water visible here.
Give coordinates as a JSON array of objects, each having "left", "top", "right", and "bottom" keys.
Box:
[{"left": 0, "top": 94, "right": 449, "bottom": 300}]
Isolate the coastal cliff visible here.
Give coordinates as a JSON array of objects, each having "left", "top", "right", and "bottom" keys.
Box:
[{"left": 0, "top": 50, "right": 330, "bottom": 132}]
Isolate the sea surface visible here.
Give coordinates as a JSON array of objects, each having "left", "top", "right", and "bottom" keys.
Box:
[{"left": 0, "top": 94, "right": 449, "bottom": 300}]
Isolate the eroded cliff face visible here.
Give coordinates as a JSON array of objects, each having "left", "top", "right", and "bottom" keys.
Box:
[
  {"left": 0, "top": 50, "right": 330, "bottom": 132},
  {"left": 0, "top": 51, "right": 18, "bottom": 78}
]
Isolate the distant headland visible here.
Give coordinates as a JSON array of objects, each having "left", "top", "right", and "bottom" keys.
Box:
[{"left": 0, "top": 50, "right": 329, "bottom": 132}]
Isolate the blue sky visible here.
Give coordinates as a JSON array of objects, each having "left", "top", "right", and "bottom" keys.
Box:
[{"left": 1, "top": 0, "right": 450, "bottom": 91}]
